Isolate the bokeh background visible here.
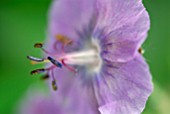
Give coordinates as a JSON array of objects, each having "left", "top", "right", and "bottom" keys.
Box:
[{"left": 0, "top": 0, "right": 170, "bottom": 114}]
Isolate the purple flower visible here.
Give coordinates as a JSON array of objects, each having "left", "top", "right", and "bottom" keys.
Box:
[{"left": 26, "top": 0, "right": 153, "bottom": 114}]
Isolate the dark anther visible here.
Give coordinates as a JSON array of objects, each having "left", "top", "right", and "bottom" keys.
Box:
[
  {"left": 52, "top": 80, "right": 57, "bottom": 91},
  {"left": 47, "top": 56, "right": 62, "bottom": 68},
  {"left": 138, "top": 48, "right": 144, "bottom": 54},
  {"left": 34, "top": 43, "right": 43, "bottom": 48},
  {"left": 30, "top": 68, "right": 46, "bottom": 75}
]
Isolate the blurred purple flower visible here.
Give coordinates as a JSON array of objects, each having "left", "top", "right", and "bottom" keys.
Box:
[
  {"left": 18, "top": 91, "right": 61, "bottom": 114},
  {"left": 24, "top": 0, "right": 153, "bottom": 114}
]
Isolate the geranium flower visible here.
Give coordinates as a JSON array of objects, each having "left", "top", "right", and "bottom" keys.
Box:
[{"left": 26, "top": 0, "right": 153, "bottom": 114}]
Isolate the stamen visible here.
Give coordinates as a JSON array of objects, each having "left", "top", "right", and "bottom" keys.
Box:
[
  {"left": 30, "top": 65, "right": 56, "bottom": 75},
  {"left": 27, "top": 56, "right": 49, "bottom": 65},
  {"left": 52, "top": 80, "right": 57, "bottom": 91},
  {"left": 27, "top": 56, "right": 44, "bottom": 62},
  {"left": 30, "top": 68, "right": 46, "bottom": 75},
  {"left": 34, "top": 43, "right": 53, "bottom": 55},
  {"left": 47, "top": 56, "right": 62, "bottom": 68},
  {"left": 30, "top": 64, "right": 56, "bottom": 77},
  {"left": 50, "top": 69, "right": 57, "bottom": 91},
  {"left": 55, "top": 34, "right": 73, "bottom": 54},
  {"left": 34, "top": 43, "right": 43, "bottom": 48},
  {"left": 28, "top": 36, "right": 101, "bottom": 91},
  {"left": 138, "top": 47, "right": 145, "bottom": 54},
  {"left": 55, "top": 34, "right": 73, "bottom": 45}
]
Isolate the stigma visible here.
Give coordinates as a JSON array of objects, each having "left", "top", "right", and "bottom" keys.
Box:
[{"left": 27, "top": 34, "right": 102, "bottom": 91}]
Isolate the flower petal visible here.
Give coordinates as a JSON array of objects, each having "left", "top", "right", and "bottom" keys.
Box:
[
  {"left": 18, "top": 91, "right": 62, "bottom": 114},
  {"left": 19, "top": 82, "right": 100, "bottom": 114},
  {"left": 96, "top": 0, "right": 150, "bottom": 62},
  {"left": 93, "top": 54, "right": 153, "bottom": 114},
  {"left": 46, "top": 0, "right": 98, "bottom": 54},
  {"left": 49, "top": 0, "right": 96, "bottom": 41},
  {"left": 51, "top": 72, "right": 100, "bottom": 114}
]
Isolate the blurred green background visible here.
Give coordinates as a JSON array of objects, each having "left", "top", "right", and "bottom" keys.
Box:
[{"left": 0, "top": 0, "right": 169, "bottom": 114}]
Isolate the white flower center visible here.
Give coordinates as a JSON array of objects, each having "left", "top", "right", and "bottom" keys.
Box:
[{"left": 62, "top": 38, "right": 102, "bottom": 74}]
